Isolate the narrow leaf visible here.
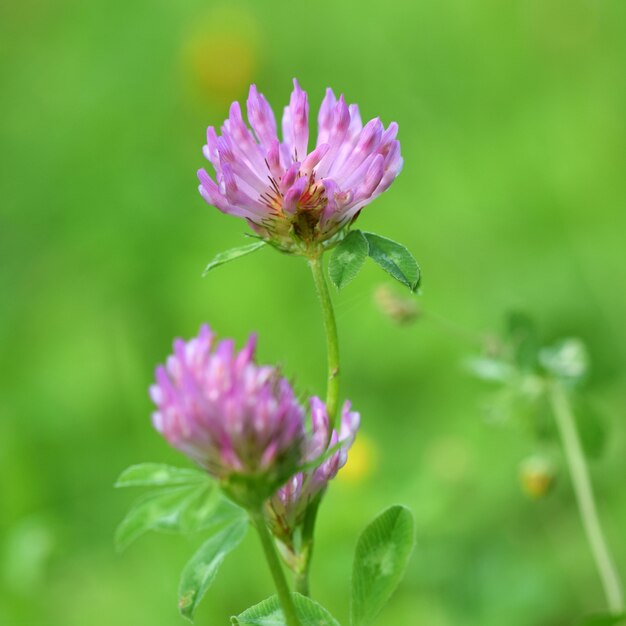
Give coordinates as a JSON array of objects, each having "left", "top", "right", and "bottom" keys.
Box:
[
  {"left": 351, "top": 505, "right": 415, "bottom": 626},
  {"left": 115, "top": 463, "right": 209, "bottom": 488},
  {"left": 179, "top": 518, "right": 249, "bottom": 622},
  {"left": 115, "top": 484, "right": 244, "bottom": 551},
  {"left": 296, "top": 439, "right": 344, "bottom": 474},
  {"left": 329, "top": 230, "right": 369, "bottom": 289},
  {"left": 232, "top": 593, "right": 340, "bottom": 626},
  {"left": 203, "top": 242, "right": 266, "bottom": 276},
  {"left": 362, "top": 233, "right": 420, "bottom": 291},
  {"left": 576, "top": 613, "right": 626, "bottom": 626}
]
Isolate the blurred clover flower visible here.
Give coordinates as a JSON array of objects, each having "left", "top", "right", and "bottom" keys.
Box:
[
  {"left": 267, "top": 397, "right": 359, "bottom": 551},
  {"left": 198, "top": 79, "right": 403, "bottom": 253},
  {"left": 149, "top": 324, "right": 305, "bottom": 507}
]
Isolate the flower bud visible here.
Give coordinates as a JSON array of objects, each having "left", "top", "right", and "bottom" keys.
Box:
[{"left": 266, "top": 399, "right": 359, "bottom": 549}]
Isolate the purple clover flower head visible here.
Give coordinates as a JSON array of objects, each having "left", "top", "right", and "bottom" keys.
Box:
[
  {"left": 198, "top": 79, "right": 403, "bottom": 253},
  {"left": 267, "top": 398, "right": 360, "bottom": 547},
  {"left": 149, "top": 324, "right": 305, "bottom": 507}
]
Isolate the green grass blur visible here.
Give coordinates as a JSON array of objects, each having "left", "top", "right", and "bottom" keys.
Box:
[{"left": 1, "top": 0, "right": 626, "bottom": 624}]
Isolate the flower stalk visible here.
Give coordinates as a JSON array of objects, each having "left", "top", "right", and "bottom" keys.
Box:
[
  {"left": 549, "top": 382, "right": 624, "bottom": 614},
  {"left": 250, "top": 509, "right": 302, "bottom": 626},
  {"left": 309, "top": 255, "right": 341, "bottom": 430},
  {"left": 283, "top": 254, "right": 342, "bottom": 597},
  {"left": 294, "top": 494, "right": 321, "bottom": 596}
]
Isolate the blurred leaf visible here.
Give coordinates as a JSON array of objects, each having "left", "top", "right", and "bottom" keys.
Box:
[
  {"left": 506, "top": 312, "right": 540, "bottom": 371},
  {"left": 482, "top": 387, "right": 518, "bottom": 425},
  {"left": 465, "top": 356, "right": 514, "bottom": 383},
  {"left": 480, "top": 375, "right": 553, "bottom": 442},
  {"left": 539, "top": 339, "right": 589, "bottom": 384},
  {"left": 328, "top": 230, "right": 369, "bottom": 289},
  {"left": 571, "top": 395, "right": 607, "bottom": 460},
  {"left": 115, "top": 463, "right": 209, "bottom": 488},
  {"left": 576, "top": 613, "right": 626, "bottom": 625},
  {"left": 115, "top": 484, "right": 245, "bottom": 551},
  {"left": 351, "top": 505, "right": 415, "bottom": 626},
  {"left": 362, "top": 233, "right": 420, "bottom": 292},
  {"left": 179, "top": 518, "right": 248, "bottom": 622},
  {"left": 1, "top": 516, "right": 56, "bottom": 594},
  {"left": 202, "top": 241, "right": 266, "bottom": 276},
  {"left": 231, "top": 593, "right": 340, "bottom": 625}
]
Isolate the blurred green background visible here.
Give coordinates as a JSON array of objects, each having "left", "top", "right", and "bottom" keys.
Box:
[{"left": 2, "top": 0, "right": 626, "bottom": 624}]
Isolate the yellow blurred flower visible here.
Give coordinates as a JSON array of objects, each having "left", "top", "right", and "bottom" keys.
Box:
[
  {"left": 424, "top": 436, "right": 473, "bottom": 484},
  {"left": 181, "top": 6, "right": 261, "bottom": 107},
  {"left": 338, "top": 433, "right": 379, "bottom": 484},
  {"left": 519, "top": 455, "right": 556, "bottom": 499}
]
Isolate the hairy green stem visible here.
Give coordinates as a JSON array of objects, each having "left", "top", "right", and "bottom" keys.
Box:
[
  {"left": 251, "top": 510, "right": 301, "bottom": 626},
  {"left": 308, "top": 256, "right": 341, "bottom": 429},
  {"left": 549, "top": 382, "right": 624, "bottom": 613}
]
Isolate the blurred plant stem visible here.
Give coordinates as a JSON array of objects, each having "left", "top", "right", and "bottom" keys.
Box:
[
  {"left": 549, "top": 382, "right": 624, "bottom": 613},
  {"left": 250, "top": 509, "right": 301, "bottom": 626},
  {"left": 308, "top": 256, "right": 340, "bottom": 430}
]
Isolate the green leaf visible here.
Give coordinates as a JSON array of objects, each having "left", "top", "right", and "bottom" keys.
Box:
[
  {"left": 576, "top": 613, "right": 626, "bottom": 625},
  {"left": 203, "top": 241, "right": 266, "bottom": 276},
  {"left": 351, "top": 505, "right": 415, "bottom": 626},
  {"left": 115, "top": 484, "right": 245, "bottom": 551},
  {"left": 178, "top": 518, "right": 248, "bottom": 622},
  {"left": 232, "top": 593, "right": 341, "bottom": 626},
  {"left": 362, "top": 233, "right": 420, "bottom": 292},
  {"left": 328, "top": 230, "right": 369, "bottom": 289},
  {"left": 115, "top": 463, "right": 209, "bottom": 488}
]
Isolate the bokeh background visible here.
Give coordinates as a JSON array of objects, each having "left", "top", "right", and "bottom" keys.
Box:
[{"left": 2, "top": 0, "right": 626, "bottom": 624}]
